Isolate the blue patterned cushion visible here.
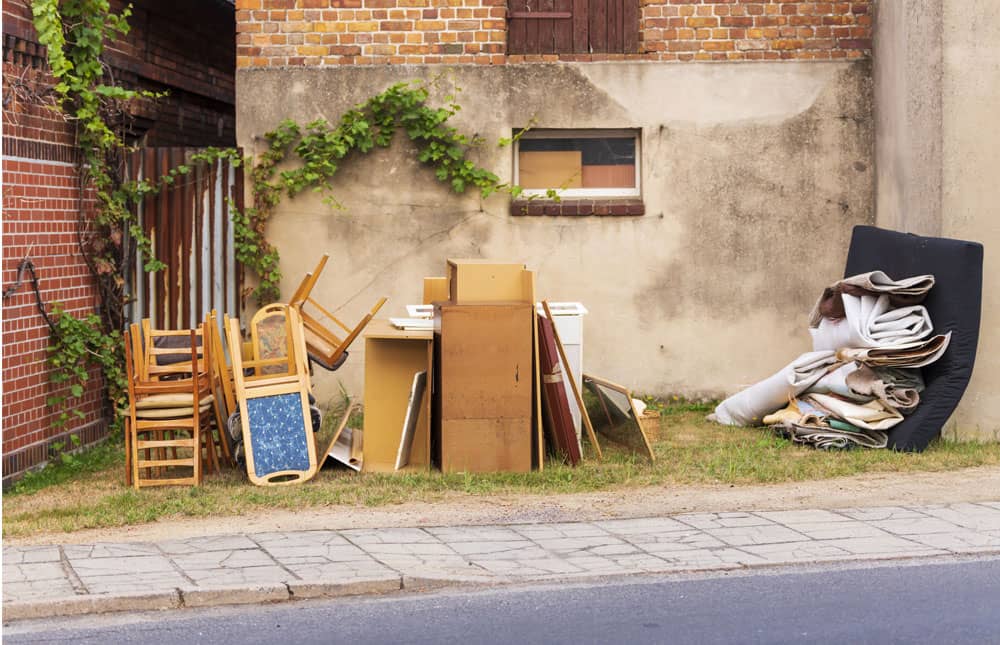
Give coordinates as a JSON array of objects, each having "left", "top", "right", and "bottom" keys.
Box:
[{"left": 245, "top": 393, "right": 311, "bottom": 477}]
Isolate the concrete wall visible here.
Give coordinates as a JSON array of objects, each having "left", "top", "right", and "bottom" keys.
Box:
[
  {"left": 940, "top": 0, "right": 1000, "bottom": 441},
  {"left": 874, "top": 1, "right": 1000, "bottom": 441},
  {"left": 237, "top": 61, "right": 873, "bottom": 405}
]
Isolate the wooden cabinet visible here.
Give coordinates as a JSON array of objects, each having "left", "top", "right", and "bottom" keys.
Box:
[
  {"left": 433, "top": 302, "right": 534, "bottom": 473},
  {"left": 362, "top": 320, "right": 433, "bottom": 473}
]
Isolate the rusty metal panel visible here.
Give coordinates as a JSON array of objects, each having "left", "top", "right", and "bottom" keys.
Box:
[{"left": 128, "top": 147, "right": 244, "bottom": 330}]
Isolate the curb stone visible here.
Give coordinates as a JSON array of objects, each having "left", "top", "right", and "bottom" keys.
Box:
[
  {"left": 288, "top": 577, "right": 403, "bottom": 600},
  {"left": 180, "top": 583, "right": 289, "bottom": 609},
  {"left": 2, "top": 590, "right": 181, "bottom": 621}
]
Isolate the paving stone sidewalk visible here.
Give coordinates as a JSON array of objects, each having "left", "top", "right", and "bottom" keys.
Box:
[{"left": 5, "top": 501, "right": 1000, "bottom": 621}]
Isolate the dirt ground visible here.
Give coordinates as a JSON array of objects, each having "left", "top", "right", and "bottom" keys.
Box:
[{"left": 9, "top": 465, "right": 997, "bottom": 546}]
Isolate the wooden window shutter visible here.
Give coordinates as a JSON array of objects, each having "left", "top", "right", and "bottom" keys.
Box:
[{"left": 507, "top": 0, "right": 638, "bottom": 55}]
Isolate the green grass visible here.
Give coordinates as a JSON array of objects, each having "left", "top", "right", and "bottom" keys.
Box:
[{"left": 5, "top": 405, "right": 1000, "bottom": 540}]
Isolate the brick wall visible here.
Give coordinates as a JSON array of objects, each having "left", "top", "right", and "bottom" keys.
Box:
[
  {"left": 235, "top": 0, "right": 870, "bottom": 67},
  {"left": 1, "top": 0, "right": 236, "bottom": 486}
]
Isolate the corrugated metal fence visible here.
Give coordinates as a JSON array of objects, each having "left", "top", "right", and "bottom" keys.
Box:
[{"left": 127, "top": 147, "right": 244, "bottom": 329}]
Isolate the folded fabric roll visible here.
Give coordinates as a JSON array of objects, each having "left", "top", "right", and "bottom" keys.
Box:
[
  {"left": 836, "top": 332, "right": 951, "bottom": 369},
  {"left": 803, "top": 392, "right": 903, "bottom": 431},
  {"left": 810, "top": 294, "right": 933, "bottom": 350},
  {"left": 713, "top": 351, "right": 839, "bottom": 426},
  {"left": 845, "top": 365, "right": 921, "bottom": 414},
  {"left": 782, "top": 421, "right": 889, "bottom": 450},
  {"left": 806, "top": 361, "right": 868, "bottom": 400},
  {"left": 808, "top": 271, "right": 935, "bottom": 327}
]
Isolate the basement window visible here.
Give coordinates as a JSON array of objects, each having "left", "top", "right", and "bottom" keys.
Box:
[{"left": 511, "top": 129, "right": 643, "bottom": 216}]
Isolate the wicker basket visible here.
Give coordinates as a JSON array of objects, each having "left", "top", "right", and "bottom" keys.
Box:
[{"left": 638, "top": 409, "right": 662, "bottom": 439}]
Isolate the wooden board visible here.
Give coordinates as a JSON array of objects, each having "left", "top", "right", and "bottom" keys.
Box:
[
  {"left": 423, "top": 277, "right": 450, "bottom": 304},
  {"left": 517, "top": 151, "right": 583, "bottom": 189},
  {"left": 537, "top": 313, "right": 581, "bottom": 465},
  {"left": 446, "top": 259, "right": 530, "bottom": 303},
  {"left": 440, "top": 417, "right": 532, "bottom": 473}
]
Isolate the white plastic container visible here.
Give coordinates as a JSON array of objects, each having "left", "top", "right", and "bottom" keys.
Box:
[{"left": 537, "top": 302, "right": 588, "bottom": 449}]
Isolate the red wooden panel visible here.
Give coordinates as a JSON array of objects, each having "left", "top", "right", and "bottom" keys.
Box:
[
  {"left": 608, "top": 0, "right": 621, "bottom": 53},
  {"left": 589, "top": 0, "right": 608, "bottom": 53},
  {"left": 572, "top": 0, "right": 588, "bottom": 53},
  {"left": 508, "top": 0, "right": 528, "bottom": 54},
  {"left": 553, "top": 0, "right": 573, "bottom": 53},
  {"left": 537, "top": 314, "right": 581, "bottom": 466}
]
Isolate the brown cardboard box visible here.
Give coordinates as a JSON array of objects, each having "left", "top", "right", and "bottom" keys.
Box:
[
  {"left": 434, "top": 302, "right": 533, "bottom": 473},
  {"left": 446, "top": 259, "right": 532, "bottom": 303}
]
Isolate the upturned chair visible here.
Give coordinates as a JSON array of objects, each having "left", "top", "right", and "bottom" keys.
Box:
[{"left": 288, "top": 254, "right": 387, "bottom": 372}]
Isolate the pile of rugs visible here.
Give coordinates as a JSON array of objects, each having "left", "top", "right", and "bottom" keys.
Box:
[{"left": 710, "top": 271, "right": 952, "bottom": 449}]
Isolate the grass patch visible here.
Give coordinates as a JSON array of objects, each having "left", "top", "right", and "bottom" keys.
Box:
[{"left": 5, "top": 406, "right": 1000, "bottom": 539}]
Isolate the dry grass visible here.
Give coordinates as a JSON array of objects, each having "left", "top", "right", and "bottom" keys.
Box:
[{"left": 5, "top": 403, "right": 1000, "bottom": 539}]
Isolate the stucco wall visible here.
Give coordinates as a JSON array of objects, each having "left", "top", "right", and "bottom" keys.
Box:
[
  {"left": 874, "top": 1, "right": 1000, "bottom": 441},
  {"left": 236, "top": 61, "right": 873, "bottom": 405},
  {"left": 940, "top": 0, "right": 1000, "bottom": 441}
]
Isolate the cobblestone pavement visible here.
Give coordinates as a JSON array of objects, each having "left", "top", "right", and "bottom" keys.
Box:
[{"left": 5, "top": 501, "right": 1000, "bottom": 620}]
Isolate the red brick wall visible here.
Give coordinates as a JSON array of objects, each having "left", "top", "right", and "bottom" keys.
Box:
[
  {"left": 235, "top": 0, "right": 870, "bottom": 66},
  {"left": 1, "top": 0, "right": 235, "bottom": 486}
]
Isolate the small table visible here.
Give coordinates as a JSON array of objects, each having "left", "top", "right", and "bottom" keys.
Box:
[{"left": 361, "top": 319, "right": 433, "bottom": 472}]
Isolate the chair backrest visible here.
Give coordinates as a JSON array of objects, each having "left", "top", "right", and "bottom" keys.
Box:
[
  {"left": 843, "top": 225, "right": 984, "bottom": 451},
  {"left": 250, "top": 303, "right": 297, "bottom": 377},
  {"left": 141, "top": 319, "right": 208, "bottom": 381}
]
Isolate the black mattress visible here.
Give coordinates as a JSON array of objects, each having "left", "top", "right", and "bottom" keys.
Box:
[{"left": 843, "top": 225, "right": 984, "bottom": 451}]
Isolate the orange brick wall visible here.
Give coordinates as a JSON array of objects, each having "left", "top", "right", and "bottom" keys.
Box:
[{"left": 236, "top": 0, "right": 870, "bottom": 66}]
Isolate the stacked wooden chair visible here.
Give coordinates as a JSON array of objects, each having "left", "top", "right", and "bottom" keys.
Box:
[
  {"left": 225, "top": 304, "right": 320, "bottom": 486},
  {"left": 124, "top": 321, "right": 220, "bottom": 488}
]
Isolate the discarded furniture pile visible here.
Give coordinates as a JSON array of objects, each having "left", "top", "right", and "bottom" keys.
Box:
[
  {"left": 122, "top": 256, "right": 655, "bottom": 488},
  {"left": 710, "top": 226, "right": 984, "bottom": 452}
]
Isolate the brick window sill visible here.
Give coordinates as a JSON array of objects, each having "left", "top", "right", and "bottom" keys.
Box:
[{"left": 510, "top": 199, "right": 645, "bottom": 217}]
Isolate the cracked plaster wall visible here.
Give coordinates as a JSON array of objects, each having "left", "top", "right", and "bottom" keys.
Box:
[{"left": 236, "top": 61, "right": 873, "bottom": 404}]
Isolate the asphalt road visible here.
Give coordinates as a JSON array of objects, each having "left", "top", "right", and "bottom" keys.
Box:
[{"left": 7, "top": 556, "right": 1000, "bottom": 645}]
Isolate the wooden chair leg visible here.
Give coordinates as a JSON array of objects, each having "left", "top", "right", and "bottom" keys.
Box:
[{"left": 124, "top": 417, "right": 133, "bottom": 487}]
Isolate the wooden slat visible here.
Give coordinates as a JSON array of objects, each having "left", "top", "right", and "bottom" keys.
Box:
[
  {"left": 508, "top": 11, "right": 570, "bottom": 19},
  {"left": 623, "top": 0, "right": 639, "bottom": 54},
  {"left": 143, "top": 147, "right": 157, "bottom": 323},
  {"left": 572, "top": 0, "right": 588, "bottom": 53},
  {"left": 137, "top": 458, "right": 195, "bottom": 468},
  {"left": 553, "top": 0, "right": 573, "bottom": 53},
  {"left": 171, "top": 147, "right": 184, "bottom": 329},
  {"left": 590, "top": 0, "right": 608, "bottom": 53},
  {"left": 229, "top": 158, "right": 242, "bottom": 314},
  {"left": 180, "top": 148, "right": 193, "bottom": 328},
  {"left": 156, "top": 147, "right": 169, "bottom": 327},
  {"left": 508, "top": 0, "right": 528, "bottom": 56},
  {"left": 193, "top": 150, "right": 203, "bottom": 324}
]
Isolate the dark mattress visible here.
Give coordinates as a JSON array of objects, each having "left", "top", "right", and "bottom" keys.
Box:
[{"left": 844, "top": 225, "right": 984, "bottom": 451}]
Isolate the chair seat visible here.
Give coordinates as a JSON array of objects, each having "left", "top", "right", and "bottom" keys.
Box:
[
  {"left": 135, "top": 393, "right": 214, "bottom": 410},
  {"left": 134, "top": 401, "right": 214, "bottom": 419}
]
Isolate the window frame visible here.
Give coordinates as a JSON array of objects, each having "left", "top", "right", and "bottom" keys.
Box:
[{"left": 513, "top": 128, "right": 642, "bottom": 200}]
